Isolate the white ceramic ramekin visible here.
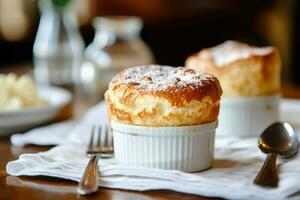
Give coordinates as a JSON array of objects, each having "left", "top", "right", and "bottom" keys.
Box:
[
  {"left": 217, "top": 95, "right": 280, "bottom": 138},
  {"left": 111, "top": 120, "right": 218, "bottom": 172}
]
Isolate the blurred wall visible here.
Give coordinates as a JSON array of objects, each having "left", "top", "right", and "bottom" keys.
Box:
[{"left": 0, "top": 0, "right": 297, "bottom": 83}]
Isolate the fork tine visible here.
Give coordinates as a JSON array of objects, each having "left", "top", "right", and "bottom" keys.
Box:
[
  {"left": 88, "top": 126, "right": 96, "bottom": 149},
  {"left": 96, "top": 126, "right": 102, "bottom": 148},
  {"left": 104, "top": 126, "right": 109, "bottom": 146},
  {"left": 110, "top": 128, "right": 114, "bottom": 148}
]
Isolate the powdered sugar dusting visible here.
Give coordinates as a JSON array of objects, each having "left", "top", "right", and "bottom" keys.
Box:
[
  {"left": 112, "top": 65, "right": 214, "bottom": 91},
  {"left": 209, "top": 41, "right": 274, "bottom": 67}
]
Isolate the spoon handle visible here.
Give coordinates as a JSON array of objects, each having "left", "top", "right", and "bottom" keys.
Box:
[{"left": 254, "top": 153, "right": 279, "bottom": 187}]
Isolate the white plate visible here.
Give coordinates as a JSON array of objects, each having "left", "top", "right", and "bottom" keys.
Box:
[{"left": 0, "top": 86, "right": 72, "bottom": 135}]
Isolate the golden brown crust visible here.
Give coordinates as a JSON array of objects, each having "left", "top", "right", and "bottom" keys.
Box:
[
  {"left": 105, "top": 65, "right": 222, "bottom": 126},
  {"left": 185, "top": 41, "right": 281, "bottom": 97}
]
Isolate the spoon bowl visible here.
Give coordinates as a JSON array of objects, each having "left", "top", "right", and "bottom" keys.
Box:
[{"left": 258, "top": 122, "right": 299, "bottom": 158}]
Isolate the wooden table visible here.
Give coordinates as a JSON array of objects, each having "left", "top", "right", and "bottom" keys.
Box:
[{"left": 1, "top": 65, "right": 300, "bottom": 200}]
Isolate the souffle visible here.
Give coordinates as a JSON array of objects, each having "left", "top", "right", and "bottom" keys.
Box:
[
  {"left": 105, "top": 65, "right": 222, "bottom": 126},
  {"left": 185, "top": 40, "right": 281, "bottom": 97}
]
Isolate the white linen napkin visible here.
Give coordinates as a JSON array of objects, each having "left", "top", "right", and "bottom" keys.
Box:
[
  {"left": 11, "top": 102, "right": 109, "bottom": 146},
  {"left": 6, "top": 100, "right": 300, "bottom": 200}
]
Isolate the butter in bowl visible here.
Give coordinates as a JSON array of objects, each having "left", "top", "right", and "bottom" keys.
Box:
[
  {"left": 105, "top": 65, "right": 222, "bottom": 172},
  {"left": 0, "top": 73, "right": 71, "bottom": 135},
  {"left": 0, "top": 74, "right": 46, "bottom": 111}
]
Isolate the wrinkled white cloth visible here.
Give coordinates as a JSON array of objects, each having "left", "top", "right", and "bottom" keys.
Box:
[
  {"left": 11, "top": 102, "right": 109, "bottom": 146},
  {"left": 6, "top": 100, "right": 300, "bottom": 200}
]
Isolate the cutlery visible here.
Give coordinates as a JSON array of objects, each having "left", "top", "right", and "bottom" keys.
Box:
[
  {"left": 77, "top": 125, "right": 112, "bottom": 195},
  {"left": 100, "top": 126, "right": 114, "bottom": 158},
  {"left": 254, "top": 122, "right": 299, "bottom": 187}
]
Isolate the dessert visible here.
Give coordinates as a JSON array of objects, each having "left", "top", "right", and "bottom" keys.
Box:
[
  {"left": 105, "top": 65, "right": 222, "bottom": 172},
  {"left": 185, "top": 41, "right": 281, "bottom": 137},
  {"left": 185, "top": 40, "right": 281, "bottom": 97},
  {"left": 105, "top": 65, "right": 222, "bottom": 126}
]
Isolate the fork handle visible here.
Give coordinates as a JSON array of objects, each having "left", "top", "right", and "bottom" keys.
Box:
[{"left": 77, "top": 155, "right": 100, "bottom": 195}]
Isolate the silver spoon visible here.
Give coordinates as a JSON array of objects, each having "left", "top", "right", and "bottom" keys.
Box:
[{"left": 254, "top": 122, "right": 299, "bottom": 187}]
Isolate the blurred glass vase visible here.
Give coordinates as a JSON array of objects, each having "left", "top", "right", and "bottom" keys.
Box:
[
  {"left": 33, "top": 0, "right": 84, "bottom": 86},
  {"left": 79, "top": 16, "right": 154, "bottom": 99}
]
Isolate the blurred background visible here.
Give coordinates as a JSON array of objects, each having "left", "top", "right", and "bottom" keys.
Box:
[{"left": 0, "top": 0, "right": 298, "bottom": 84}]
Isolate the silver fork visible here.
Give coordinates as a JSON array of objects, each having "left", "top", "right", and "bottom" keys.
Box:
[{"left": 77, "top": 125, "right": 111, "bottom": 195}]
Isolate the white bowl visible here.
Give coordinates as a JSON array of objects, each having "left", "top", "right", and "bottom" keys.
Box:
[
  {"left": 0, "top": 86, "right": 72, "bottom": 135},
  {"left": 217, "top": 95, "right": 280, "bottom": 138},
  {"left": 111, "top": 120, "right": 218, "bottom": 172}
]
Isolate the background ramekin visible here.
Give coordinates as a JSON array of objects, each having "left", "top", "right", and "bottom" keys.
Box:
[
  {"left": 111, "top": 120, "right": 218, "bottom": 172},
  {"left": 217, "top": 95, "right": 280, "bottom": 138}
]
